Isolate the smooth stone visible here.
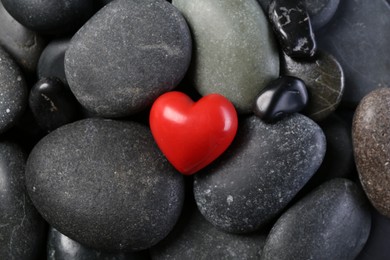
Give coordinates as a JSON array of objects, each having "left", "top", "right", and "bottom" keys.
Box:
[
  {"left": 269, "top": 0, "right": 317, "bottom": 58},
  {"left": 261, "top": 178, "right": 371, "bottom": 260},
  {"left": 65, "top": 0, "right": 192, "bottom": 117},
  {"left": 38, "top": 38, "right": 70, "bottom": 85},
  {"left": 356, "top": 209, "right": 390, "bottom": 260},
  {"left": 26, "top": 119, "right": 184, "bottom": 252},
  {"left": 1, "top": 0, "right": 94, "bottom": 35},
  {"left": 253, "top": 76, "right": 308, "bottom": 122},
  {"left": 194, "top": 115, "right": 326, "bottom": 233},
  {"left": 0, "top": 2, "right": 45, "bottom": 74},
  {"left": 316, "top": 0, "right": 390, "bottom": 106},
  {"left": 305, "top": 0, "right": 340, "bottom": 30},
  {"left": 0, "top": 47, "right": 28, "bottom": 134},
  {"left": 282, "top": 51, "right": 344, "bottom": 121},
  {"left": 151, "top": 206, "right": 266, "bottom": 260},
  {"left": 29, "top": 77, "right": 80, "bottom": 133},
  {"left": 353, "top": 88, "right": 390, "bottom": 218},
  {"left": 173, "top": 0, "right": 279, "bottom": 114},
  {"left": 0, "top": 142, "right": 46, "bottom": 259},
  {"left": 47, "top": 227, "right": 148, "bottom": 260}
]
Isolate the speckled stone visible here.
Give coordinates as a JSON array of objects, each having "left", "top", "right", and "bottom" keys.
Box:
[
  {"left": 47, "top": 227, "right": 148, "bottom": 260},
  {"left": 173, "top": 0, "right": 279, "bottom": 114},
  {"left": 282, "top": 51, "right": 344, "bottom": 121},
  {"left": 65, "top": 0, "right": 192, "bottom": 117},
  {"left": 305, "top": 0, "right": 340, "bottom": 30},
  {"left": 316, "top": 0, "right": 390, "bottom": 106},
  {"left": 26, "top": 119, "right": 185, "bottom": 252},
  {"left": 151, "top": 206, "right": 266, "bottom": 259},
  {"left": 261, "top": 178, "right": 371, "bottom": 260},
  {"left": 194, "top": 115, "right": 326, "bottom": 233},
  {"left": 0, "top": 47, "right": 28, "bottom": 134},
  {"left": 0, "top": 142, "right": 46, "bottom": 259},
  {"left": 1, "top": 0, "right": 94, "bottom": 35},
  {"left": 0, "top": 2, "right": 45, "bottom": 74},
  {"left": 353, "top": 88, "right": 390, "bottom": 218}
]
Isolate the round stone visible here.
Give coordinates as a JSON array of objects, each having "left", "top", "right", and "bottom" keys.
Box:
[
  {"left": 0, "top": 142, "right": 46, "bottom": 259},
  {"left": 0, "top": 47, "right": 28, "bottom": 134},
  {"left": 26, "top": 118, "right": 185, "bottom": 251},
  {"left": 1, "top": 0, "right": 95, "bottom": 35},
  {"left": 261, "top": 178, "right": 371, "bottom": 260},
  {"left": 353, "top": 88, "right": 390, "bottom": 218},
  {"left": 172, "top": 0, "right": 279, "bottom": 114},
  {"left": 194, "top": 115, "right": 326, "bottom": 233},
  {"left": 305, "top": 0, "right": 340, "bottom": 30},
  {"left": 65, "top": 0, "right": 192, "bottom": 117}
]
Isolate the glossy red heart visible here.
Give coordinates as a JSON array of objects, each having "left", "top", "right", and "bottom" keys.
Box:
[{"left": 150, "top": 91, "right": 238, "bottom": 175}]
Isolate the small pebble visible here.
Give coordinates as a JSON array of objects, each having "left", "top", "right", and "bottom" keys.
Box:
[{"left": 305, "top": 0, "right": 340, "bottom": 30}]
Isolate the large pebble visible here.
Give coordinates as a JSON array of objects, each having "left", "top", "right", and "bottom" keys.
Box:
[
  {"left": 0, "top": 47, "right": 28, "bottom": 134},
  {"left": 1, "top": 0, "right": 94, "bottom": 35},
  {"left": 0, "top": 2, "right": 45, "bottom": 73},
  {"left": 0, "top": 142, "right": 46, "bottom": 259},
  {"left": 26, "top": 119, "right": 185, "bottom": 251},
  {"left": 173, "top": 0, "right": 279, "bottom": 113},
  {"left": 261, "top": 178, "right": 371, "bottom": 260},
  {"left": 194, "top": 115, "right": 326, "bottom": 233},
  {"left": 282, "top": 51, "right": 344, "bottom": 121},
  {"left": 353, "top": 88, "right": 390, "bottom": 218},
  {"left": 65, "top": 0, "right": 192, "bottom": 117},
  {"left": 316, "top": 0, "right": 390, "bottom": 106}
]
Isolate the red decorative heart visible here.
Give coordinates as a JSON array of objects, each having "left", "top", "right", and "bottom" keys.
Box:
[{"left": 150, "top": 91, "right": 238, "bottom": 175}]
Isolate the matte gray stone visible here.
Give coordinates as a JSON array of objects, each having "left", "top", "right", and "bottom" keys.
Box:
[
  {"left": 0, "top": 142, "right": 46, "bottom": 259},
  {"left": 306, "top": 0, "right": 340, "bottom": 30},
  {"left": 173, "top": 0, "right": 279, "bottom": 114},
  {"left": 65, "top": 0, "right": 192, "bottom": 117},
  {"left": 0, "top": 47, "right": 28, "bottom": 134},
  {"left": 194, "top": 115, "right": 326, "bottom": 233},
  {"left": 26, "top": 119, "right": 185, "bottom": 252},
  {"left": 261, "top": 178, "right": 371, "bottom": 260},
  {"left": 316, "top": 0, "right": 390, "bottom": 106}
]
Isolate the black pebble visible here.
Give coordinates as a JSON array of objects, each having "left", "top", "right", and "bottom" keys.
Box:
[
  {"left": 253, "top": 76, "right": 308, "bottom": 122},
  {"left": 269, "top": 0, "right": 317, "bottom": 58},
  {"left": 29, "top": 77, "right": 80, "bottom": 133}
]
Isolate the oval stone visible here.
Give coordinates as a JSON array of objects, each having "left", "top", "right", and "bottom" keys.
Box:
[
  {"left": 172, "top": 0, "right": 279, "bottom": 113},
  {"left": 353, "top": 88, "right": 390, "bottom": 218},
  {"left": 0, "top": 47, "right": 28, "bottom": 134},
  {"left": 281, "top": 51, "right": 344, "bottom": 121},
  {"left": 194, "top": 115, "right": 326, "bottom": 233},
  {"left": 26, "top": 119, "right": 185, "bottom": 251},
  {"left": 261, "top": 178, "right": 371, "bottom": 260},
  {"left": 65, "top": 0, "right": 192, "bottom": 117},
  {"left": 306, "top": 0, "right": 340, "bottom": 30},
  {"left": 0, "top": 142, "right": 46, "bottom": 259}
]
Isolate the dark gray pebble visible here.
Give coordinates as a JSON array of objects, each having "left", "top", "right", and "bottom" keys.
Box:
[{"left": 305, "top": 0, "right": 340, "bottom": 30}]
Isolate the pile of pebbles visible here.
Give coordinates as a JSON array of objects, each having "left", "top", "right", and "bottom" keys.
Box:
[{"left": 0, "top": 0, "right": 389, "bottom": 259}]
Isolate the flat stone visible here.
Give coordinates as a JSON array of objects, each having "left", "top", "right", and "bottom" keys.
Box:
[
  {"left": 261, "top": 178, "right": 371, "bottom": 260},
  {"left": 254, "top": 76, "right": 308, "bottom": 122},
  {"left": 65, "top": 0, "right": 192, "bottom": 117},
  {"left": 173, "top": 0, "right": 279, "bottom": 114},
  {"left": 305, "top": 0, "right": 340, "bottom": 31},
  {"left": 316, "top": 0, "right": 390, "bottom": 106},
  {"left": 282, "top": 51, "right": 344, "bottom": 121},
  {"left": 38, "top": 38, "right": 70, "bottom": 85},
  {"left": 269, "top": 0, "right": 317, "bottom": 58},
  {"left": 47, "top": 227, "right": 148, "bottom": 260},
  {"left": 0, "top": 2, "right": 45, "bottom": 74},
  {"left": 1, "top": 0, "right": 94, "bottom": 35},
  {"left": 194, "top": 115, "right": 326, "bottom": 233},
  {"left": 353, "top": 88, "right": 390, "bottom": 218},
  {"left": 151, "top": 206, "right": 266, "bottom": 259},
  {"left": 26, "top": 119, "right": 185, "bottom": 251},
  {"left": 0, "top": 47, "right": 28, "bottom": 134},
  {"left": 0, "top": 142, "right": 46, "bottom": 259},
  {"left": 29, "top": 77, "right": 80, "bottom": 133}
]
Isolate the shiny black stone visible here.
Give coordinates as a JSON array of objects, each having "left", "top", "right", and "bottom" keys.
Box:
[
  {"left": 253, "top": 76, "right": 308, "bottom": 122},
  {"left": 269, "top": 0, "right": 317, "bottom": 58},
  {"left": 29, "top": 77, "right": 80, "bottom": 133}
]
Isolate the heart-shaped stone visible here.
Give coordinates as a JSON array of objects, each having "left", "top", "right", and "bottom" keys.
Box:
[{"left": 150, "top": 91, "right": 238, "bottom": 175}]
